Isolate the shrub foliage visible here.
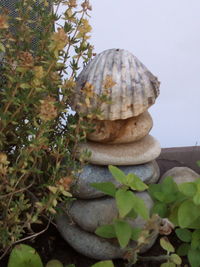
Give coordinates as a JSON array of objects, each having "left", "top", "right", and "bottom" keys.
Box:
[{"left": 0, "top": 0, "right": 93, "bottom": 252}]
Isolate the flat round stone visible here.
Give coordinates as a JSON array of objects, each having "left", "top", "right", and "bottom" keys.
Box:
[
  {"left": 86, "top": 111, "right": 153, "bottom": 144},
  {"left": 77, "top": 135, "right": 161, "bottom": 165},
  {"left": 160, "top": 167, "right": 200, "bottom": 184},
  {"left": 56, "top": 203, "right": 158, "bottom": 260},
  {"left": 67, "top": 192, "right": 154, "bottom": 233},
  {"left": 72, "top": 161, "right": 160, "bottom": 199}
]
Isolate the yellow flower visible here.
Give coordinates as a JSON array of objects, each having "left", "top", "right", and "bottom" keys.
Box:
[
  {"left": 82, "top": 82, "right": 94, "bottom": 98},
  {"left": 68, "top": 0, "right": 77, "bottom": 8},
  {"left": 51, "top": 28, "right": 68, "bottom": 51},
  {"left": 0, "top": 153, "right": 9, "bottom": 176},
  {"left": 19, "top": 52, "right": 34, "bottom": 67},
  {"left": 0, "top": 15, "right": 8, "bottom": 29},
  {"left": 81, "top": 0, "right": 92, "bottom": 11},
  {"left": 77, "top": 19, "right": 92, "bottom": 39},
  {"left": 64, "top": 78, "right": 76, "bottom": 89},
  {"left": 103, "top": 75, "right": 116, "bottom": 89},
  {"left": 39, "top": 96, "right": 58, "bottom": 121},
  {"left": 0, "top": 153, "right": 9, "bottom": 165},
  {"left": 34, "top": 66, "right": 44, "bottom": 80}
]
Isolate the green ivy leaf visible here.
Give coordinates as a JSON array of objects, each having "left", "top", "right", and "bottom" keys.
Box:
[
  {"left": 188, "top": 248, "right": 200, "bottom": 267},
  {"left": 132, "top": 193, "right": 149, "bottom": 220},
  {"left": 90, "top": 182, "right": 116, "bottom": 197},
  {"left": 91, "top": 261, "right": 114, "bottom": 267},
  {"left": 8, "top": 244, "right": 43, "bottom": 267},
  {"left": 152, "top": 202, "right": 167, "bottom": 217},
  {"left": 108, "top": 165, "right": 127, "bottom": 185},
  {"left": 95, "top": 224, "right": 116, "bottom": 239},
  {"left": 160, "top": 237, "right": 175, "bottom": 253},
  {"left": 178, "top": 200, "right": 200, "bottom": 228},
  {"left": 191, "top": 230, "right": 200, "bottom": 250},
  {"left": 177, "top": 243, "right": 190, "bottom": 256},
  {"left": 116, "top": 189, "right": 134, "bottom": 218},
  {"left": 170, "top": 254, "right": 182, "bottom": 265},
  {"left": 175, "top": 228, "right": 192, "bottom": 242},
  {"left": 126, "top": 173, "right": 148, "bottom": 191},
  {"left": 114, "top": 220, "right": 132, "bottom": 248},
  {"left": 178, "top": 182, "right": 197, "bottom": 197}
]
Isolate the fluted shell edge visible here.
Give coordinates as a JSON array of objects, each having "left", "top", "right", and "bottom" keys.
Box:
[{"left": 71, "top": 48, "right": 160, "bottom": 120}]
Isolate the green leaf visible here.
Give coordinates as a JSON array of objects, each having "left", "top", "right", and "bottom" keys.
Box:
[
  {"left": 91, "top": 261, "right": 114, "bottom": 267},
  {"left": 160, "top": 237, "right": 175, "bottom": 253},
  {"left": 175, "top": 228, "right": 192, "bottom": 242},
  {"left": 116, "top": 189, "right": 134, "bottom": 218},
  {"left": 126, "top": 209, "right": 137, "bottom": 219},
  {"left": 148, "top": 183, "right": 162, "bottom": 199},
  {"left": 170, "top": 254, "right": 182, "bottom": 265},
  {"left": 108, "top": 165, "right": 127, "bottom": 185},
  {"left": 178, "top": 200, "right": 200, "bottom": 228},
  {"left": 188, "top": 248, "right": 200, "bottom": 267},
  {"left": 132, "top": 193, "right": 149, "bottom": 220},
  {"left": 177, "top": 243, "right": 190, "bottom": 256},
  {"left": 160, "top": 262, "right": 176, "bottom": 267},
  {"left": 191, "top": 230, "right": 200, "bottom": 250},
  {"left": 153, "top": 191, "right": 165, "bottom": 202},
  {"left": 95, "top": 224, "right": 116, "bottom": 239},
  {"left": 152, "top": 202, "right": 167, "bottom": 217},
  {"left": 193, "top": 193, "right": 200, "bottom": 205},
  {"left": 66, "top": 265, "right": 75, "bottom": 267},
  {"left": 196, "top": 160, "right": 200, "bottom": 168},
  {"left": 90, "top": 182, "right": 116, "bottom": 197},
  {"left": 126, "top": 173, "right": 148, "bottom": 191},
  {"left": 8, "top": 244, "right": 43, "bottom": 267},
  {"left": 178, "top": 182, "right": 197, "bottom": 197},
  {"left": 114, "top": 220, "right": 132, "bottom": 248},
  {"left": 131, "top": 228, "right": 142, "bottom": 241},
  {"left": 46, "top": 260, "right": 63, "bottom": 267},
  {"left": 161, "top": 176, "right": 178, "bottom": 194},
  {"left": 0, "top": 43, "right": 5, "bottom": 52}
]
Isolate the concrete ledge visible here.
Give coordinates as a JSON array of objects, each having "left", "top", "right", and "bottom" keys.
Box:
[{"left": 157, "top": 146, "right": 200, "bottom": 176}]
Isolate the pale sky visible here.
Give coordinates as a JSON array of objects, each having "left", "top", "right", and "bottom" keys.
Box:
[{"left": 88, "top": 0, "right": 200, "bottom": 148}]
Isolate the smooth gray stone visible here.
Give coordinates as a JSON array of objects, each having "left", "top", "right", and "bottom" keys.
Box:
[
  {"left": 56, "top": 209, "right": 158, "bottom": 260},
  {"left": 160, "top": 167, "right": 200, "bottom": 184},
  {"left": 68, "top": 192, "right": 153, "bottom": 233},
  {"left": 72, "top": 161, "right": 160, "bottom": 199}
]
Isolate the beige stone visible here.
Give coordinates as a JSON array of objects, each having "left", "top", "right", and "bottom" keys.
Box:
[
  {"left": 86, "top": 111, "right": 153, "bottom": 144},
  {"left": 77, "top": 134, "right": 161, "bottom": 165},
  {"left": 160, "top": 167, "right": 200, "bottom": 184}
]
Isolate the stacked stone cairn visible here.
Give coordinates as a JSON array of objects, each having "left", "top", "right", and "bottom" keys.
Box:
[{"left": 56, "top": 49, "right": 162, "bottom": 260}]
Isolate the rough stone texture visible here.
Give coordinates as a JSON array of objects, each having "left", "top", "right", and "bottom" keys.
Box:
[
  {"left": 86, "top": 111, "right": 153, "bottom": 144},
  {"left": 77, "top": 135, "right": 161, "bottom": 165},
  {"left": 72, "top": 161, "right": 160, "bottom": 199},
  {"left": 65, "top": 192, "right": 153, "bottom": 233},
  {"left": 71, "top": 48, "right": 160, "bottom": 120},
  {"left": 159, "top": 167, "right": 200, "bottom": 184}
]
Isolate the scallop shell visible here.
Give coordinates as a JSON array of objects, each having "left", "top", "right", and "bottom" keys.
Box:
[{"left": 71, "top": 48, "right": 160, "bottom": 120}]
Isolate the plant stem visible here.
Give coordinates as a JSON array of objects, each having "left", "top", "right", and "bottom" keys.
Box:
[{"left": 138, "top": 254, "right": 170, "bottom": 262}]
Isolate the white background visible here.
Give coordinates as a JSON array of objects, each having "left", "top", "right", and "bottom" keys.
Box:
[{"left": 88, "top": 0, "right": 200, "bottom": 148}]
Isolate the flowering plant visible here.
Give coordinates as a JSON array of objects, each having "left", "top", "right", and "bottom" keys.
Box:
[{"left": 0, "top": 0, "right": 93, "bottom": 255}]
